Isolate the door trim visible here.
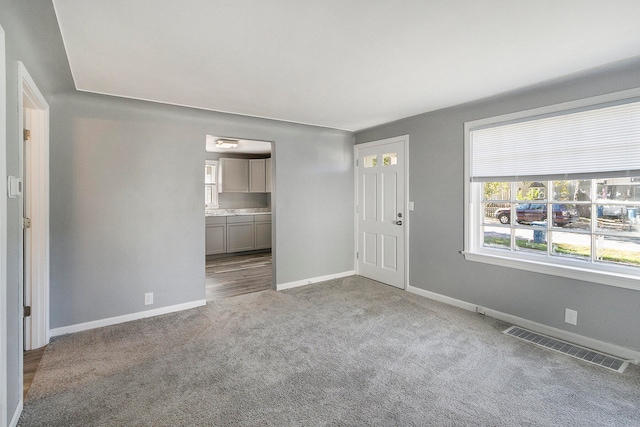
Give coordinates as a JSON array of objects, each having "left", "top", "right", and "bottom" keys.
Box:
[
  {"left": 18, "top": 62, "right": 50, "bottom": 352},
  {"left": 1, "top": 24, "right": 8, "bottom": 427},
  {"left": 354, "top": 135, "right": 410, "bottom": 290}
]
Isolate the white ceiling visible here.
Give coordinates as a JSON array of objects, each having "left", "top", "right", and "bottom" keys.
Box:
[{"left": 52, "top": 0, "right": 640, "bottom": 132}]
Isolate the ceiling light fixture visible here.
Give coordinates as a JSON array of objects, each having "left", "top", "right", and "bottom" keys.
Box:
[{"left": 215, "top": 139, "right": 239, "bottom": 149}]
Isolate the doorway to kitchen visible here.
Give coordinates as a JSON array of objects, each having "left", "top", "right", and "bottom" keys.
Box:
[{"left": 204, "top": 136, "right": 274, "bottom": 301}]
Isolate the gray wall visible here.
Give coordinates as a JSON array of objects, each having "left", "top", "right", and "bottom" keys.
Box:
[
  {"left": 1, "top": 0, "right": 74, "bottom": 420},
  {"left": 50, "top": 91, "right": 354, "bottom": 328},
  {"left": 356, "top": 57, "right": 640, "bottom": 353}
]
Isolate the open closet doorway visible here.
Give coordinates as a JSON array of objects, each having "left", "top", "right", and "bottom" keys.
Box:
[{"left": 204, "top": 136, "right": 274, "bottom": 300}]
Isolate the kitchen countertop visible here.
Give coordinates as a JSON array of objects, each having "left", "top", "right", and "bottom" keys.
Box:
[{"left": 206, "top": 208, "right": 271, "bottom": 217}]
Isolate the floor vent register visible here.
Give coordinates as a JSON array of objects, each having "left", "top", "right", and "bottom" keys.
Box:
[{"left": 504, "top": 326, "right": 629, "bottom": 373}]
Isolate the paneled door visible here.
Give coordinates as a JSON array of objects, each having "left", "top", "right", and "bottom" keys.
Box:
[{"left": 356, "top": 137, "right": 406, "bottom": 289}]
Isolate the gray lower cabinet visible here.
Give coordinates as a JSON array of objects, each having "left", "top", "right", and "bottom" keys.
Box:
[
  {"left": 206, "top": 216, "right": 227, "bottom": 255},
  {"left": 206, "top": 214, "right": 272, "bottom": 254},
  {"left": 227, "top": 215, "right": 255, "bottom": 253},
  {"left": 255, "top": 218, "right": 272, "bottom": 249}
]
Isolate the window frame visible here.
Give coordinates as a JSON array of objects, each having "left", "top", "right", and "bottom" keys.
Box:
[
  {"left": 464, "top": 88, "right": 640, "bottom": 292},
  {"left": 205, "top": 160, "right": 219, "bottom": 210}
]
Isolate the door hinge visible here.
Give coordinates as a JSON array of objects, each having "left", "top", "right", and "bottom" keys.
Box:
[
  {"left": 24, "top": 306, "right": 31, "bottom": 317},
  {"left": 23, "top": 217, "right": 31, "bottom": 229},
  {"left": 356, "top": 159, "right": 359, "bottom": 167},
  {"left": 356, "top": 251, "right": 359, "bottom": 259},
  {"left": 24, "top": 129, "right": 31, "bottom": 141},
  {"left": 356, "top": 205, "right": 360, "bottom": 213}
]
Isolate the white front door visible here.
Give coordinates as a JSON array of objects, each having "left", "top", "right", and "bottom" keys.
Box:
[{"left": 356, "top": 136, "right": 406, "bottom": 289}]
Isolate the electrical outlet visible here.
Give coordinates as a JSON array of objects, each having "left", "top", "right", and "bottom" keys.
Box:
[
  {"left": 565, "top": 308, "right": 577, "bottom": 325},
  {"left": 144, "top": 292, "right": 154, "bottom": 306}
]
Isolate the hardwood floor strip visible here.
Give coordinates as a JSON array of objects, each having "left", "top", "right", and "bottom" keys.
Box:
[
  {"left": 24, "top": 346, "right": 46, "bottom": 399},
  {"left": 206, "top": 251, "right": 272, "bottom": 301}
]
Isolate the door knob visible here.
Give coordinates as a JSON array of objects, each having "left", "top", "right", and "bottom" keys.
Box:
[{"left": 395, "top": 220, "right": 403, "bottom": 225}]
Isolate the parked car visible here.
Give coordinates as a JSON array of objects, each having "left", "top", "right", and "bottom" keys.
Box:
[{"left": 494, "top": 203, "right": 577, "bottom": 226}]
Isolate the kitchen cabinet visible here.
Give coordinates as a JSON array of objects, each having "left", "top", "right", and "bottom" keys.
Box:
[
  {"left": 266, "top": 158, "right": 272, "bottom": 193},
  {"left": 206, "top": 214, "right": 272, "bottom": 255},
  {"left": 218, "top": 158, "right": 249, "bottom": 193},
  {"left": 218, "top": 157, "right": 271, "bottom": 193},
  {"left": 205, "top": 216, "right": 226, "bottom": 255},
  {"left": 227, "top": 215, "right": 255, "bottom": 252},
  {"left": 255, "top": 215, "right": 272, "bottom": 249},
  {"left": 249, "top": 159, "right": 266, "bottom": 193}
]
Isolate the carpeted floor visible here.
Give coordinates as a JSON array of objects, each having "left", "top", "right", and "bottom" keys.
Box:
[{"left": 19, "top": 276, "right": 640, "bottom": 426}]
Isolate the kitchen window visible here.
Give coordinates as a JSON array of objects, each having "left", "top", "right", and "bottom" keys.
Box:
[
  {"left": 205, "top": 160, "right": 219, "bottom": 209},
  {"left": 464, "top": 88, "right": 640, "bottom": 290}
]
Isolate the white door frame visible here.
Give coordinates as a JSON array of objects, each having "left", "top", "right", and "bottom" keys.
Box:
[
  {"left": 1, "top": 24, "right": 9, "bottom": 427},
  {"left": 354, "top": 135, "right": 410, "bottom": 290},
  {"left": 18, "top": 61, "right": 50, "bottom": 352}
]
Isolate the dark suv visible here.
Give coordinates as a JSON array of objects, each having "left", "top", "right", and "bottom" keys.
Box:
[{"left": 494, "top": 203, "right": 577, "bottom": 226}]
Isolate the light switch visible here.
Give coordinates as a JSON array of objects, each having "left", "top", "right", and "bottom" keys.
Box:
[{"left": 408, "top": 201, "right": 415, "bottom": 211}]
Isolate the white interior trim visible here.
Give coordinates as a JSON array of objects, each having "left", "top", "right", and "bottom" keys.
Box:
[
  {"left": 276, "top": 271, "right": 355, "bottom": 291},
  {"left": 18, "top": 62, "right": 50, "bottom": 350},
  {"left": 0, "top": 24, "right": 8, "bottom": 427},
  {"left": 354, "top": 135, "right": 410, "bottom": 290},
  {"left": 50, "top": 299, "right": 207, "bottom": 337},
  {"left": 407, "top": 284, "right": 640, "bottom": 364},
  {"left": 8, "top": 401, "right": 21, "bottom": 427}
]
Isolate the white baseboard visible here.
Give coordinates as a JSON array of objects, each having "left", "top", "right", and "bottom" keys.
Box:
[
  {"left": 406, "top": 285, "right": 640, "bottom": 364},
  {"left": 276, "top": 270, "right": 355, "bottom": 291},
  {"left": 50, "top": 299, "right": 207, "bottom": 337},
  {"left": 9, "top": 400, "right": 22, "bottom": 427}
]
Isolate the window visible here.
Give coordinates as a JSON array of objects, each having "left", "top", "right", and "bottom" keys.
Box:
[
  {"left": 464, "top": 89, "right": 640, "bottom": 290},
  {"left": 205, "top": 160, "right": 219, "bottom": 210}
]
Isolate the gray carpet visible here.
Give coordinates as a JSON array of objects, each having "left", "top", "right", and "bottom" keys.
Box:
[{"left": 19, "top": 276, "right": 640, "bottom": 426}]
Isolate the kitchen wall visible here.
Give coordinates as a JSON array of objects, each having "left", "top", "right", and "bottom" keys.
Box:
[{"left": 355, "top": 56, "right": 640, "bottom": 353}]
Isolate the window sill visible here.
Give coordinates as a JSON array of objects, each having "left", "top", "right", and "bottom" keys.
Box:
[{"left": 463, "top": 250, "right": 640, "bottom": 292}]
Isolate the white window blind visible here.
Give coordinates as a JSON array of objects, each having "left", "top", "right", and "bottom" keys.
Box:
[{"left": 470, "top": 99, "right": 640, "bottom": 181}]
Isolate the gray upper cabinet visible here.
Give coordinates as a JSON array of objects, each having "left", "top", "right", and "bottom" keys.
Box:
[
  {"left": 218, "top": 158, "right": 249, "bottom": 193},
  {"left": 218, "top": 157, "right": 272, "bottom": 193},
  {"left": 249, "top": 159, "right": 266, "bottom": 193},
  {"left": 266, "top": 158, "right": 272, "bottom": 193}
]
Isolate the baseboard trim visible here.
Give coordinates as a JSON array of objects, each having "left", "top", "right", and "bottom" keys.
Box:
[
  {"left": 276, "top": 270, "right": 355, "bottom": 291},
  {"left": 406, "top": 285, "right": 640, "bottom": 364},
  {"left": 50, "top": 299, "right": 207, "bottom": 337},
  {"left": 9, "top": 400, "right": 22, "bottom": 427}
]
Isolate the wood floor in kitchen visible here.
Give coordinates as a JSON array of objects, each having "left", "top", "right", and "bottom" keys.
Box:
[{"left": 206, "top": 251, "right": 273, "bottom": 301}]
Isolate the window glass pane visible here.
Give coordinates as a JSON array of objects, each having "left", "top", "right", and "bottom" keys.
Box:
[
  {"left": 515, "top": 228, "right": 547, "bottom": 254},
  {"left": 483, "top": 225, "right": 510, "bottom": 250},
  {"left": 551, "top": 231, "right": 591, "bottom": 261},
  {"left": 483, "top": 182, "right": 511, "bottom": 201},
  {"left": 205, "top": 165, "right": 216, "bottom": 184},
  {"left": 552, "top": 180, "right": 591, "bottom": 202},
  {"left": 513, "top": 203, "right": 548, "bottom": 225},
  {"left": 516, "top": 181, "right": 547, "bottom": 202},
  {"left": 595, "top": 235, "right": 640, "bottom": 266},
  {"left": 205, "top": 186, "right": 213, "bottom": 205},
  {"left": 484, "top": 202, "right": 510, "bottom": 225},
  {"left": 596, "top": 204, "right": 638, "bottom": 232},
  {"left": 549, "top": 203, "right": 580, "bottom": 228},
  {"left": 382, "top": 152, "right": 398, "bottom": 166},
  {"left": 363, "top": 155, "right": 377, "bottom": 168},
  {"left": 596, "top": 177, "right": 640, "bottom": 202}
]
